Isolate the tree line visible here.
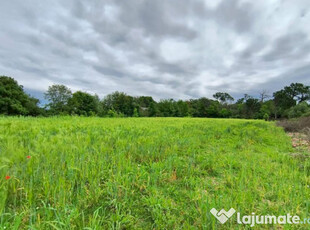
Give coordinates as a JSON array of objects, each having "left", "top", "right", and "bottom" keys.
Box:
[{"left": 1, "top": 75, "right": 310, "bottom": 119}]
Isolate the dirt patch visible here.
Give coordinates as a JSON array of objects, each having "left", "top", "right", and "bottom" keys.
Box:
[{"left": 288, "top": 132, "right": 310, "bottom": 152}]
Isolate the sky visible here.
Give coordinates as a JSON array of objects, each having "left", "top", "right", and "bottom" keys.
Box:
[{"left": 1, "top": 0, "right": 310, "bottom": 102}]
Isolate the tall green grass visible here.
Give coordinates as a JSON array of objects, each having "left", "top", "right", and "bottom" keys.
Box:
[{"left": 0, "top": 117, "right": 309, "bottom": 229}]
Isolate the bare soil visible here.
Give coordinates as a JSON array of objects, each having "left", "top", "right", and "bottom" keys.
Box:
[{"left": 288, "top": 132, "right": 310, "bottom": 152}]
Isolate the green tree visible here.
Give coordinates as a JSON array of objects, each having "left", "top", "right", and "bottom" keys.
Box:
[
  {"left": 219, "top": 108, "right": 231, "bottom": 118},
  {"left": 284, "top": 83, "right": 310, "bottom": 103},
  {"left": 285, "top": 101, "right": 310, "bottom": 118},
  {"left": 273, "top": 90, "right": 294, "bottom": 118},
  {"left": 44, "top": 84, "right": 72, "bottom": 115},
  {"left": 157, "top": 99, "right": 177, "bottom": 117},
  {"left": 148, "top": 101, "right": 158, "bottom": 117},
  {"left": 0, "top": 76, "right": 40, "bottom": 116},
  {"left": 213, "top": 92, "right": 234, "bottom": 104},
  {"left": 136, "top": 96, "right": 156, "bottom": 117},
  {"left": 102, "top": 92, "right": 135, "bottom": 116},
  {"left": 259, "top": 100, "right": 275, "bottom": 119},
  {"left": 68, "top": 91, "right": 99, "bottom": 116},
  {"left": 189, "top": 98, "right": 219, "bottom": 117},
  {"left": 244, "top": 97, "right": 261, "bottom": 118},
  {"left": 176, "top": 100, "right": 190, "bottom": 117}
]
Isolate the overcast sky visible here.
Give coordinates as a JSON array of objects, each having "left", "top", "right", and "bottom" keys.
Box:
[{"left": 1, "top": 0, "right": 310, "bottom": 102}]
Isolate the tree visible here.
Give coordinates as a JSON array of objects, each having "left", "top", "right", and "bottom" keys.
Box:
[
  {"left": 68, "top": 91, "right": 99, "bottom": 116},
  {"left": 284, "top": 83, "right": 310, "bottom": 103},
  {"left": 244, "top": 97, "right": 261, "bottom": 118},
  {"left": 0, "top": 76, "right": 40, "bottom": 116},
  {"left": 102, "top": 92, "right": 135, "bottom": 116},
  {"left": 273, "top": 90, "right": 295, "bottom": 118},
  {"left": 213, "top": 92, "right": 234, "bottom": 104},
  {"left": 205, "top": 101, "right": 220, "bottom": 117},
  {"left": 259, "top": 100, "right": 275, "bottom": 119},
  {"left": 176, "top": 100, "right": 190, "bottom": 117},
  {"left": 189, "top": 98, "right": 219, "bottom": 117},
  {"left": 259, "top": 90, "right": 270, "bottom": 103},
  {"left": 285, "top": 102, "right": 310, "bottom": 118},
  {"left": 157, "top": 99, "right": 177, "bottom": 117},
  {"left": 136, "top": 96, "right": 156, "bottom": 117},
  {"left": 148, "top": 101, "right": 158, "bottom": 117},
  {"left": 44, "top": 84, "right": 72, "bottom": 114}
]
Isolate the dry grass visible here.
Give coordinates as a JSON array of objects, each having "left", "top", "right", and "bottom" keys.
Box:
[
  {"left": 277, "top": 116, "right": 310, "bottom": 133},
  {"left": 277, "top": 116, "right": 310, "bottom": 152},
  {"left": 304, "top": 127, "right": 310, "bottom": 142}
]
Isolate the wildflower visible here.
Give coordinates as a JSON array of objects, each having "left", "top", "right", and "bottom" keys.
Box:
[
  {"left": 27, "top": 155, "right": 31, "bottom": 159},
  {"left": 5, "top": 176, "right": 11, "bottom": 180}
]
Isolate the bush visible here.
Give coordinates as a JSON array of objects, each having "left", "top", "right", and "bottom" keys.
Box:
[
  {"left": 107, "top": 109, "right": 118, "bottom": 118},
  {"left": 133, "top": 108, "right": 139, "bottom": 117},
  {"left": 277, "top": 116, "right": 310, "bottom": 132},
  {"left": 285, "top": 102, "right": 310, "bottom": 118}
]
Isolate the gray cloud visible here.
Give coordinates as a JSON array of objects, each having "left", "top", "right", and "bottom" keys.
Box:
[
  {"left": 262, "top": 32, "right": 310, "bottom": 62},
  {"left": 0, "top": 0, "right": 310, "bottom": 102},
  {"left": 208, "top": 0, "right": 257, "bottom": 33}
]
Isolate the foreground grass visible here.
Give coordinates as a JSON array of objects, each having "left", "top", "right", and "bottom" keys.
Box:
[{"left": 0, "top": 117, "right": 309, "bottom": 229}]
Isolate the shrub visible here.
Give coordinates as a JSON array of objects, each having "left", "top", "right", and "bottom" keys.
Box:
[
  {"left": 277, "top": 116, "right": 310, "bottom": 132},
  {"left": 286, "top": 102, "right": 310, "bottom": 118},
  {"left": 133, "top": 108, "right": 139, "bottom": 117}
]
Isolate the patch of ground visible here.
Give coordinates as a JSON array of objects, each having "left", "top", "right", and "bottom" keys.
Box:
[{"left": 288, "top": 132, "right": 310, "bottom": 152}]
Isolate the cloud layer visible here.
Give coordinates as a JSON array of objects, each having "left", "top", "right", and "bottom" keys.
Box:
[{"left": 1, "top": 0, "right": 310, "bottom": 101}]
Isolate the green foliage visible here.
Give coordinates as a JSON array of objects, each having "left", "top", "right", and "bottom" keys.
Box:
[
  {"left": 0, "top": 117, "right": 306, "bottom": 229},
  {"left": 68, "top": 91, "right": 99, "bottom": 116},
  {"left": 219, "top": 108, "right": 231, "bottom": 118},
  {"left": 148, "top": 102, "right": 158, "bottom": 117},
  {"left": 2, "top": 76, "right": 310, "bottom": 119},
  {"left": 107, "top": 109, "right": 118, "bottom": 117},
  {"left": 0, "top": 76, "right": 40, "bottom": 116},
  {"left": 213, "top": 92, "right": 234, "bottom": 104},
  {"left": 44, "top": 84, "right": 72, "bottom": 114},
  {"left": 286, "top": 101, "right": 310, "bottom": 118},
  {"left": 102, "top": 92, "right": 134, "bottom": 116},
  {"left": 259, "top": 100, "right": 275, "bottom": 119},
  {"left": 133, "top": 108, "right": 139, "bottom": 117},
  {"left": 273, "top": 89, "right": 296, "bottom": 115},
  {"left": 244, "top": 97, "right": 261, "bottom": 118},
  {"left": 285, "top": 83, "right": 310, "bottom": 102},
  {"left": 189, "top": 98, "right": 219, "bottom": 117},
  {"left": 136, "top": 96, "right": 156, "bottom": 117},
  {"left": 106, "top": 109, "right": 124, "bottom": 118},
  {"left": 273, "top": 83, "right": 310, "bottom": 118}
]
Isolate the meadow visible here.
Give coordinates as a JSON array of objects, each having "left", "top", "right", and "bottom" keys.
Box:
[{"left": 0, "top": 117, "right": 309, "bottom": 229}]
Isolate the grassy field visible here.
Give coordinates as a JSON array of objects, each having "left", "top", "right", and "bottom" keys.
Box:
[{"left": 0, "top": 117, "right": 309, "bottom": 229}]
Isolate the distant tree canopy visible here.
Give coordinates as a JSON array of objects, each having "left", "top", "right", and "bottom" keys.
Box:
[
  {"left": 68, "top": 91, "right": 100, "bottom": 116},
  {"left": 101, "top": 91, "right": 135, "bottom": 117},
  {"left": 213, "top": 92, "right": 234, "bottom": 104},
  {"left": 273, "top": 83, "right": 310, "bottom": 118},
  {"left": 1, "top": 76, "right": 310, "bottom": 119},
  {"left": 0, "top": 76, "right": 41, "bottom": 116},
  {"left": 44, "top": 84, "right": 72, "bottom": 114}
]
